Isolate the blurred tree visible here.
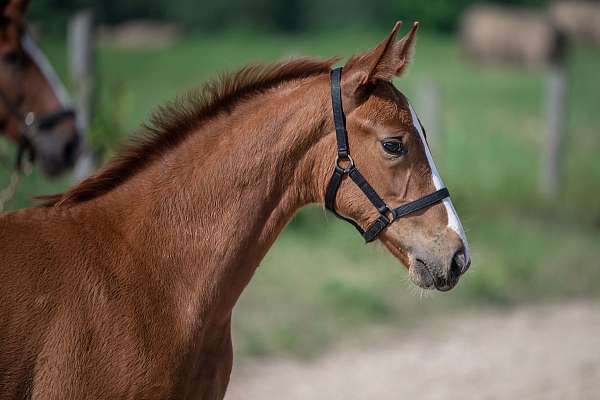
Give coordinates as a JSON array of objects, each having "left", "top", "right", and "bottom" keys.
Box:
[
  {"left": 29, "top": 0, "right": 550, "bottom": 34},
  {"left": 100, "top": 0, "right": 167, "bottom": 24}
]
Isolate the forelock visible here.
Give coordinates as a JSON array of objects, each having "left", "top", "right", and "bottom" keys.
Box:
[{"left": 359, "top": 81, "right": 412, "bottom": 127}]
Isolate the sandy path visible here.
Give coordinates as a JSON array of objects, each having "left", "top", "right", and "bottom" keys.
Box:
[{"left": 227, "top": 302, "right": 600, "bottom": 399}]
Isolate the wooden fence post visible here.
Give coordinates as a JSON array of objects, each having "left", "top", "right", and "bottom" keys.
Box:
[
  {"left": 68, "top": 9, "right": 97, "bottom": 182},
  {"left": 541, "top": 63, "right": 567, "bottom": 198}
]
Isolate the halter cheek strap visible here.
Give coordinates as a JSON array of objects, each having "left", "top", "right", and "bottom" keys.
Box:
[{"left": 325, "top": 67, "right": 450, "bottom": 243}]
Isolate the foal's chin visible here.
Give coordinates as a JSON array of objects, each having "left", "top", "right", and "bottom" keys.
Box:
[
  {"left": 379, "top": 236, "right": 459, "bottom": 292},
  {"left": 408, "top": 259, "right": 459, "bottom": 292}
]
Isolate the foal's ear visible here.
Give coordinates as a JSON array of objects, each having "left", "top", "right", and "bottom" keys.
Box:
[{"left": 342, "top": 21, "right": 419, "bottom": 102}]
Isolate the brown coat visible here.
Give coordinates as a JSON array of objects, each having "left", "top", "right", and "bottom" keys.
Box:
[{"left": 0, "top": 22, "right": 469, "bottom": 399}]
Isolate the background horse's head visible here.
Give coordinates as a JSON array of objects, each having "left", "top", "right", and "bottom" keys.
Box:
[
  {"left": 332, "top": 22, "right": 470, "bottom": 291},
  {"left": 0, "top": 0, "right": 78, "bottom": 176}
]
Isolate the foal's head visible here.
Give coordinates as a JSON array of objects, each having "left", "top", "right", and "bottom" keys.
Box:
[
  {"left": 331, "top": 22, "right": 470, "bottom": 291},
  {"left": 0, "top": 0, "right": 78, "bottom": 176}
]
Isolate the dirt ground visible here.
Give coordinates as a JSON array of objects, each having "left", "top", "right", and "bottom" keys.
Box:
[{"left": 227, "top": 301, "right": 600, "bottom": 400}]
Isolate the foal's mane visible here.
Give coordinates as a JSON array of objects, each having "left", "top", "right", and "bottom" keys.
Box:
[{"left": 41, "top": 57, "right": 336, "bottom": 207}]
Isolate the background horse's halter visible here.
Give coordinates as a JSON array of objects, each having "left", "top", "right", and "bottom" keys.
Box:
[
  {"left": 0, "top": 33, "right": 76, "bottom": 171},
  {"left": 0, "top": 33, "right": 75, "bottom": 211},
  {"left": 325, "top": 67, "right": 450, "bottom": 242},
  {"left": 0, "top": 91, "right": 75, "bottom": 170}
]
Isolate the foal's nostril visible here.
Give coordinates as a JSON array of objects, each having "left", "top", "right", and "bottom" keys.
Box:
[{"left": 450, "top": 249, "right": 467, "bottom": 279}]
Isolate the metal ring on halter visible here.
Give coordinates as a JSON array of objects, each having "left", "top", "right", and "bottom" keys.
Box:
[
  {"left": 378, "top": 205, "right": 394, "bottom": 222},
  {"left": 335, "top": 154, "right": 354, "bottom": 173},
  {"left": 24, "top": 112, "right": 35, "bottom": 127}
]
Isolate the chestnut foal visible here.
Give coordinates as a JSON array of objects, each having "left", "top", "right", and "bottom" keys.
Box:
[{"left": 0, "top": 22, "right": 469, "bottom": 399}]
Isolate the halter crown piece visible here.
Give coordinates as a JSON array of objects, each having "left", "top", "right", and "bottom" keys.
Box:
[{"left": 325, "top": 67, "right": 450, "bottom": 242}]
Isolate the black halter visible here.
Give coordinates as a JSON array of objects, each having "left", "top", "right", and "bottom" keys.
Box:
[
  {"left": 0, "top": 80, "right": 75, "bottom": 171},
  {"left": 325, "top": 67, "right": 450, "bottom": 242},
  {"left": 0, "top": 31, "right": 76, "bottom": 172}
]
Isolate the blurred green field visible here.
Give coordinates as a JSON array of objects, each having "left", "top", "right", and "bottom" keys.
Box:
[{"left": 1, "top": 30, "right": 599, "bottom": 357}]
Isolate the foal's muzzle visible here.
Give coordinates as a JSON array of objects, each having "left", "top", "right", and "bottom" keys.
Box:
[
  {"left": 409, "top": 243, "right": 470, "bottom": 292},
  {"left": 32, "top": 128, "right": 80, "bottom": 176}
]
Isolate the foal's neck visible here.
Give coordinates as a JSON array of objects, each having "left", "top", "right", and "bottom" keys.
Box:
[{"left": 103, "top": 74, "right": 333, "bottom": 323}]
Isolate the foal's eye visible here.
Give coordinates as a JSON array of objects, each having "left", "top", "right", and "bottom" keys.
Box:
[{"left": 381, "top": 139, "right": 406, "bottom": 156}]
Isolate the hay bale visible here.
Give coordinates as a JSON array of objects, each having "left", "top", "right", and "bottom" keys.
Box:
[
  {"left": 98, "top": 20, "right": 180, "bottom": 50},
  {"left": 460, "top": 5, "right": 561, "bottom": 68},
  {"left": 550, "top": 1, "right": 600, "bottom": 45}
]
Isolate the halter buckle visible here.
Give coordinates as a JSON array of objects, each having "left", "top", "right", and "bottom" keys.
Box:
[{"left": 335, "top": 154, "right": 355, "bottom": 173}]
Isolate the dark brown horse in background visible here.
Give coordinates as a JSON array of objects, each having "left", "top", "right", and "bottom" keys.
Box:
[
  {"left": 0, "top": 0, "right": 79, "bottom": 176},
  {"left": 0, "top": 22, "right": 470, "bottom": 399}
]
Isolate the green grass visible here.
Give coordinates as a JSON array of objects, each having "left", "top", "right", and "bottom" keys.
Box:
[
  {"left": 233, "top": 210, "right": 600, "bottom": 357},
  {"left": 1, "top": 30, "right": 599, "bottom": 357}
]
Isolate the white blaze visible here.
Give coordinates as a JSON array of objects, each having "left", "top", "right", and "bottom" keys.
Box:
[
  {"left": 408, "top": 104, "right": 470, "bottom": 259},
  {"left": 21, "top": 34, "right": 72, "bottom": 108}
]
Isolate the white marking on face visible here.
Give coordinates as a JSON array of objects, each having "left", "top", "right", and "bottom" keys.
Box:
[
  {"left": 408, "top": 104, "right": 470, "bottom": 259},
  {"left": 21, "top": 34, "right": 73, "bottom": 108}
]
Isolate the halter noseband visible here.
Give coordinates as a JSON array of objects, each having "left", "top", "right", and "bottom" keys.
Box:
[
  {"left": 0, "top": 90, "right": 75, "bottom": 170},
  {"left": 325, "top": 67, "right": 450, "bottom": 242}
]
